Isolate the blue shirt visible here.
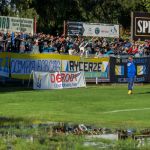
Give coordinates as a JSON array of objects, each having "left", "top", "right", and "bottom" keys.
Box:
[{"left": 127, "top": 61, "right": 136, "bottom": 78}]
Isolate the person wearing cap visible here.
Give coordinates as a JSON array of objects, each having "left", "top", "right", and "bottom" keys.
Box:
[{"left": 127, "top": 56, "right": 136, "bottom": 94}]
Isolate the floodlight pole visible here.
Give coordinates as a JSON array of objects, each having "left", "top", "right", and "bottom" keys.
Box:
[{"left": 34, "top": 16, "right": 37, "bottom": 34}]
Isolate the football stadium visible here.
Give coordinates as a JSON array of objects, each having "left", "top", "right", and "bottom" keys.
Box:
[{"left": 0, "top": 0, "right": 150, "bottom": 149}]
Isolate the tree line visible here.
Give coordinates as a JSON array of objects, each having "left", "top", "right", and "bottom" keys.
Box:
[{"left": 0, "top": 0, "right": 150, "bottom": 34}]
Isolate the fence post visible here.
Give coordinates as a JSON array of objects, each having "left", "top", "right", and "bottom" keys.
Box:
[{"left": 96, "top": 77, "right": 98, "bottom": 84}]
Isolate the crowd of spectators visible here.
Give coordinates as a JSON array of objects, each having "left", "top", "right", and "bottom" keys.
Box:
[{"left": 0, "top": 31, "right": 150, "bottom": 57}]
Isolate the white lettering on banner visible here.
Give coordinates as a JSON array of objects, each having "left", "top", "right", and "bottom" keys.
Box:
[
  {"left": 137, "top": 20, "right": 150, "bottom": 33},
  {"left": 137, "top": 20, "right": 142, "bottom": 33},
  {"left": 33, "top": 71, "right": 86, "bottom": 89},
  {"left": 11, "top": 59, "right": 61, "bottom": 74},
  {"left": 0, "top": 17, "right": 10, "bottom": 29},
  {"left": 0, "top": 15, "right": 33, "bottom": 34}
]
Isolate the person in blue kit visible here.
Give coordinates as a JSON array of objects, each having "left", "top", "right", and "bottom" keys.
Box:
[{"left": 127, "top": 56, "right": 136, "bottom": 95}]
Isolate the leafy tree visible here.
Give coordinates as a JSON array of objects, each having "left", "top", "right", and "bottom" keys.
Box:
[
  {"left": 143, "top": 0, "right": 150, "bottom": 12},
  {"left": 116, "top": 0, "right": 147, "bottom": 29},
  {"left": 12, "top": 0, "right": 37, "bottom": 18},
  {"left": 0, "top": 0, "right": 149, "bottom": 34},
  {"left": 32, "top": 0, "right": 83, "bottom": 34},
  {"left": 0, "top": 0, "right": 37, "bottom": 18}
]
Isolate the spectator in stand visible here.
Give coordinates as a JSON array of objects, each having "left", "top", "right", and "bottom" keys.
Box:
[
  {"left": 95, "top": 46, "right": 102, "bottom": 58},
  {"left": 86, "top": 43, "right": 92, "bottom": 55},
  {"left": 102, "top": 38, "right": 108, "bottom": 48},
  {"left": 13, "top": 32, "right": 21, "bottom": 53},
  {"left": 1, "top": 31, "right": 150, "bottom": 57},
  {"left": 5, "top": 32, "right": 11, "bottom": 52},
  {"left": 49, "top": 41, "right": 56, "bottom": 53},
  {"left": 79, "top": 47, "right": 85, "bottom": 57},
  {"left": 137, "top": 43, "right": 144, "bottom": 57},
  {"left": 19, "top": 35, "right": 26, "bottom": 53},
  {"left": 124, "top": 39, "right": 132, "bottom": 49},
  {"left": 132, "top": 43, "right": 138, "bottom": 55},
  {"left": 42, "top": 41, "right": 50, "bottom": 53},
  {"left": 72, "top": 39, "right": 80, "bottom": 53},
  {"left": 30, "top": 39, "right": 39, "bottom": 54},
  {"left": 0, "top": 32, "right": 5, "bottom": 52},
  {"left": 68, "top": 45, "right": 74, "bottom": 55},
  {"left": 54, "top": 38, "right": 61, "bottom": 53},
  {"left": 143, "top": 40, "right": 150, "bottom": 55}
]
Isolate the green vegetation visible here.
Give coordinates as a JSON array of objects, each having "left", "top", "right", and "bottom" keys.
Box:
[
  {"left": 0, "top": 0, "right": 150, "bottom": 33},
  {"left": 0, "top": 84, "right": 150, "bottom": 149},
  {"left": 0, "top": 84, "right": 150, "bottom": 128},
  {"left": 0, "top": 128, "right": 149, "bottom": 149}
]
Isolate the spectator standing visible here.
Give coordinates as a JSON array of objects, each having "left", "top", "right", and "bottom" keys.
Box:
[
  {"left": 68, "top": 45, "right": 74, "bottom": 55},
  {"left": 19, "top": 38, "right": 26, "bottom": 53},
  {"left": 42, "top": 41, "right": 50, "bottom": 53},
  {"left": 30, "top": 40, "right": 39, "bottom": 54},
  {"left": 0, "top": 32, "right": 5, "bottom": 52}
]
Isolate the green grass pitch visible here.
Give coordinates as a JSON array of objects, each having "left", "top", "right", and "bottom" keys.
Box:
[{"left": 0, "top": 84, "right": 150, "bottom": 128}]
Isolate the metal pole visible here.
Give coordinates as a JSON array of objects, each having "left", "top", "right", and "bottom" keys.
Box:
[
  {"left": 63, "top": 20, "right": 66, "bottom": 37},
  {"left": 34, "top": 16, "right": 37, "bottom": 34}
]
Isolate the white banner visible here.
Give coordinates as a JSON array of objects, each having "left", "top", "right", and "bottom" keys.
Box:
[
  {"left": 82, "top": 23, "right": 119, "bottom": 37},
  {"left": 67, "top": 21, "right": 119, "bottom": 37},
  {"left": 33, "top": 71, "right": 86, "bottom": 89},
  {"left": 0, "top": 15, "right": 33, "bottom": 34},
  {"left": 33, "top": 72, "right": 49, "bottom": 89}
]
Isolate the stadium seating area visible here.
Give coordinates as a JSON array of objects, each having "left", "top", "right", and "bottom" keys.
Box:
[{"left": 0, "top": 32, "right": 150, "bottom": 57}]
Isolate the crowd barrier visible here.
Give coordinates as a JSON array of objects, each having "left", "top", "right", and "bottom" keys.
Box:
[
  {"left": 0, "top": 52, "right": 109, "bottom": 83},
  {"left": 0, "top": 52, "right": 150, "bottom": 83}
]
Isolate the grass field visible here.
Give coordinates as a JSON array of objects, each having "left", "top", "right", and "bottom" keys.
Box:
[{"left": 0, "top": 84, "right": 150, "bottom": 128}]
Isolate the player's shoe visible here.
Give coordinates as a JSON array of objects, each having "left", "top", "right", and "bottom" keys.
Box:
[{"left": 128, "top": 90, "right": 132, "bottom": 95}]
